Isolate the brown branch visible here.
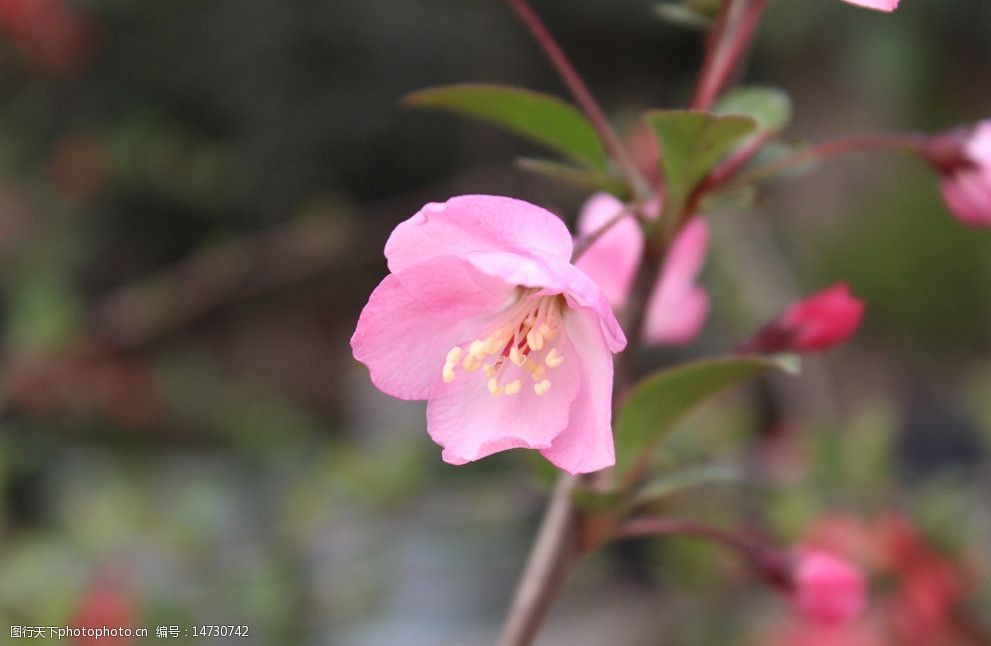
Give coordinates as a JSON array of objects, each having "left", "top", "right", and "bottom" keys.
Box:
[{"left": 497, "top": 474, "right": 582, "bottom": 646}]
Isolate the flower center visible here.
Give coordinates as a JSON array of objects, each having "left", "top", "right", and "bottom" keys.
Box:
[{"left": 441, "top": 290, "right": 566, "bottom": 396}]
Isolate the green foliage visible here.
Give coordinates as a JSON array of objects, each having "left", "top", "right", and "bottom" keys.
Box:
[
  {"left": 644, "top": 110, "right": 756, "bottom": 218},
  {"left": 713, "top": 86, "right": 793, "bottom": 133},
  {"left": 653, "top": 3, "right": 715, "bottom": 30},
  {"left": 404, "top": 84, "right": 610, "bottom": 170},
  {"left": 516, "top": 158, "right": 629, "bottom": 198},
  {"left": 615, "top": 355, "right": 790, "bottom": 489},
  {"left": 628, "top": 463, "right": 742, "bottom": 509}
]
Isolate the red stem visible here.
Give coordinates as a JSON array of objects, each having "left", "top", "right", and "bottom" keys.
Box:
[
  {"left": 504, "top": 0, "right": 651, "bottom": 201},
  {"left": 728, "top": 132, "right": 928, "bottom": 188},
  {"left": 692, "top": 0, "right": 768, "bottom": 111}
]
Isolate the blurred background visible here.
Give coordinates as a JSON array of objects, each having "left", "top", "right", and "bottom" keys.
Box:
[{"left": 0, "top": 0, "right": 988, "bottom": 643}]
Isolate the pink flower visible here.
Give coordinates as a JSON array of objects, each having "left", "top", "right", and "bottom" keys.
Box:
[
  {"left": 937, "top": 120, "right": 991, "bottom": 228},
  {"left": 575, "top": 192, "right": 710, "bottom": 346},
  {"left": 740, "top": 283, "right": 865, "bottom": 353},
  {"left": 792, "top": 549, "right": 868, "bottom": 626},
  {"left": 840, "top": 0, "right": 899, "bottom": 11},
  {"left": 351, "top": 195, "right": 626, "bottom": 474}
]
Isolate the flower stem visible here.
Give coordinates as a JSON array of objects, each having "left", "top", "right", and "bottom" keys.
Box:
[
  {"left": 725, "top": 133, "right": 928, "bottom": 189},
  {"left": 571, "top": 205, "right": 632, "bottom": 262},
  {"left": 503, "top": 0, "right": 652, "bottom": 202},
  {"left": 691, "top": 0, "right": 768, "bottom": 111},
  {"left": 497, "top": 474, "right": 582, "bottom": 646}
]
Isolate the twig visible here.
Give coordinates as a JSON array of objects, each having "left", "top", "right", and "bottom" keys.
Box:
[
  {"left": 691, "top": 0, "right": 768, "bottom": 111},
  {"left": 724, "top": 133, "right": 928, "bottom": 190},
  {"left": 504, "top": 0, "right": 652, "bottom": 202},
  {"left": 497, "top": 475, "right": 582, "bottom": 646}
]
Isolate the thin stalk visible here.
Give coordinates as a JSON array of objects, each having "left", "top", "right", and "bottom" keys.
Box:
[
  {"left": 725, "top": 133, "right": 928, "bottom": 190},
  {"left": 691, "top": 0, "right": 768, "bottom": 111},
  {"left": 497, "top": 475, "right": 582, "bottom": 646},
  {"left": 504, "top": 0, "right": 652, "bottom": 201}
]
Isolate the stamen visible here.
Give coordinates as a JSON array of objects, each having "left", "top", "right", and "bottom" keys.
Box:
[
  {"left": 439, "top": 290, "right": 566, "bottom": 396},
  {"left": 446, "top": 347, "right": 463, "bottom": 364}
]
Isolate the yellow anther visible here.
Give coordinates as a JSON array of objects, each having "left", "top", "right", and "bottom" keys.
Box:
[
  {"left": 530, "top": 365, "right": 546, "bottom": 381},
  {"left": 534, "top": 379, "right": 551, "bottom": 395},
  {"left": 539, "top": 323, "right": 555, "bottom": 340},
  {"left": 442, "top": 365, "right": 456, "bottom": 383},
  {"left": 487, "top": 377, "right": 502, "bottom": 396},
  {"left": 509, "top": 346, "right": 524, "bottom": 365},
  {"left": 526, "top": 330, "right": 544, "bottom": 351},
  {"left": 504, "top": 380, "right": 522, "bottom": 395},
  {"left": 545, "top": 348, "right": 564, "bottom": 368},
  {"left": 445, "top": 346, "right": 463, "bottom": 364},
  {"left": 469, "top": 340, "right": 487, "bottom": 358},
  {"left": 482, "top": 364, "right": 495, "bottom": 378}
]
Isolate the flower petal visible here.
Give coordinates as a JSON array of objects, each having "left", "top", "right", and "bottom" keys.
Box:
[
  {"left": 351, "top": 257, "right": 513, "bottom": 400},
  {"left": 642, "top": 218, "right": 711, "bottom": 345},
  {"left": 839, "top": 0, "right": 898, "bottom": 12},
  {"left": 425, "top": 328, "right": 582, "bottom": 465},
  {"left": 643, "top": 288, "right": 710, "bottom": 345},
  {"left": 540, "top": 308, "right": 616, "bottom": 474},
  {"left": 464, "top": 250, "right": 627, "bottom": 353},
  {"left": 575, "top": 192, "right": 643, "bottom": 308},
  {"left": 940, "top": 171, "right": 991, "bottom": 228},
  {"left": 385, "top": 195, "right": 574, "bottom": 274}
]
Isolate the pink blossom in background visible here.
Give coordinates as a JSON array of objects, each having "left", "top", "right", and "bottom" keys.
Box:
[
  {"left": 792, "top": 549, "right": 867, "bottom": 626},
  {"left": 840, "top": 0, "right": 899, "bottom": 12},
  {"left": 576, "top": 192, "right": 710, "bottom": 346},
  {"left": 740, "top": 283, "right": 865, "bottom": 353},
  {"left": 351, "top": 195, "right": 626, "bottom": 474},
  {"left": 938, "top": 120, "right": 991, "bottom": 228}
]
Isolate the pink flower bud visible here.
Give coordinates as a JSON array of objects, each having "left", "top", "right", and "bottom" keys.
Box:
[
  {"left": 792, "top": 549, "right": 867, "bottom": 626},
  {"left": 934, "top": 121, "right": 991, "bottom": 228},
  {"left": 739, "top": 284, "right": 865, "bottom": 354}
]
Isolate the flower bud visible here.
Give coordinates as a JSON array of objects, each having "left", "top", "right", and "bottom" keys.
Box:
[
  {"left": 791, "top": 548, "right": 867, "bottom": 626},
  {"left": 929, "top": 121, "right": 991, "bottom": 228},
  {"left": 738, "top": 284, "right": 865, "bottom": 354}
]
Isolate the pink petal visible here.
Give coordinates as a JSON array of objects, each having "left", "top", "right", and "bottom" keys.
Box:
[
  {"left": 540, "top": 308, "right": 616, "bottom": 474},
  {"left": 792, "top": 549, "right": 867, "bottom": 626},
  {"left": 940, "top": 171, "right": 991, "bottom": 228},
  {"left": 839, "top": 0, "right": 898, "bottom": 11},
  {"left": 642, "top": 218, "right": 711, "bottom": 345},
  {"left": 425, "top": 324, "right": 583, "bottom": 465},
  {"left": 575, "top": 193, "right": 643, "bottom": 308},
  {"left": 643, "top": 288, "right": 710, "bottom": 345},
  {"left": 384, "top": 195, "right": 574, "bottom": 274},
  {"left": 965, "top": 120, "right": 991, "bottom": 164},
  {"left": 464, "top": 250, "right": 627, "bottom": 353},
  {"left": 351, "top": 256, "right": 514, "bottom": 400}
]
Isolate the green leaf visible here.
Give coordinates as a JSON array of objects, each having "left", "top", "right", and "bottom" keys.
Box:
[
  {"left": 516, "top": 158, "right": 629, "bottom": 198},
  {"left": 615, "top": 355, "right": 789, "bottom": 489},
  {"left": 713, "top": 86, "right": 793, "bottom": 133},
  {"left": 644, "top": 110, "right": 757, "bottom": 217},
  {"left": 653, "top": 3, "right": 714, "bottom": 30},
  {"left": 628, "top": 463, "right": 743, "bottom": 509},
  {"left": 404, "top": 84, "right": 609, "bottom": 170}
]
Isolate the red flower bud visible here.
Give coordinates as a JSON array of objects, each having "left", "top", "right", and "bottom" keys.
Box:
[{"left": 739, "top": 284, "right": 865, "bottom": 353}]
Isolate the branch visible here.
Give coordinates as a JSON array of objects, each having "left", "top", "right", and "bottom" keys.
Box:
[
  {"left": 691, "top": 0, "right": 768, "bottom": 111},
  {"left": 497, "top": 474, "right": 582, "bottom": 646},
  {"left": 504, "top": 0, "right": 652, "bottom": 201}
]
